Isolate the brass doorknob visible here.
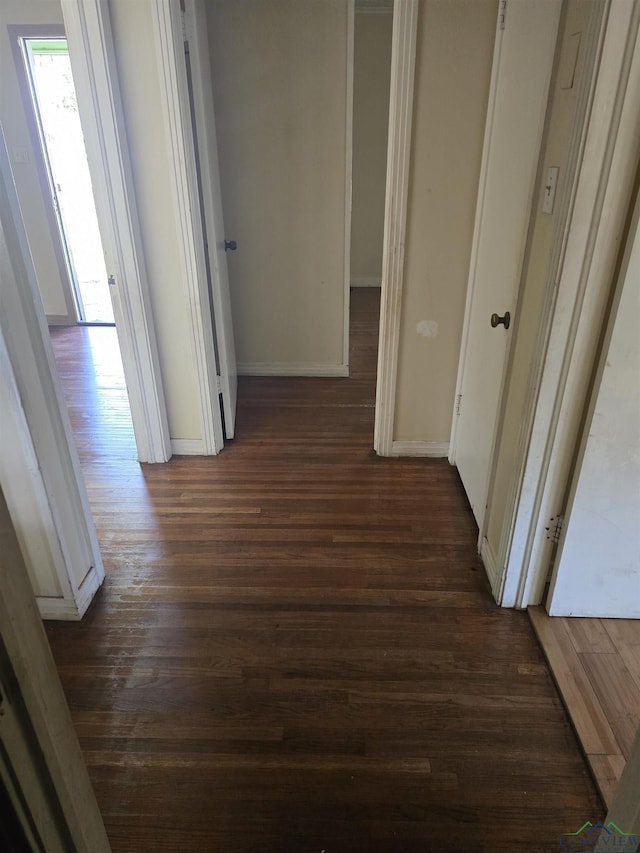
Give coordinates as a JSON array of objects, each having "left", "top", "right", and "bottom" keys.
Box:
[{"left": 490, "top": 311, "right": 510, "bottom": 330}]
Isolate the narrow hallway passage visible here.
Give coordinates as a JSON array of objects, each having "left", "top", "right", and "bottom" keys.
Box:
[{"left": 46, "top": 289, "right": 602, "bottom": 851}]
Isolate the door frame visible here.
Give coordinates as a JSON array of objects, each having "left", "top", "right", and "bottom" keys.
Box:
[
  {"left": 8, "top": 25, "right": 78, "bottom": 327},
  {"left": 1, "top": 127, "right": 104, "bottom": 621},
  {"left": 343, "top": 0, "right": 355, "bottom": 375},
  {"left": 501, "top": 0, "right": 640, "bottom": 608},
  {"left": 373, "top": 0, "right": 419, "bottom": 456},
  {"left": 15, "top": 31, "right": 115, "bottom": 325},
  {"left": 0, "top": 485, "right": 110, "bottom": 851},
  {"left": 59, "top": 0, "right": 171, "bottom": 463},
  {"left": 150, "top": 0, "right": 224, "bottom": 455}
]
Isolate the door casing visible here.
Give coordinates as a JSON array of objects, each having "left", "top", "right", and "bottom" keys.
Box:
[{"left": 8, "top": 24, "right": 78, "bottom": 327}]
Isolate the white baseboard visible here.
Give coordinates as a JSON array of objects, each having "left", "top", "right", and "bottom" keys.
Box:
[
  {"left": 237, "top": 363, "right": 349, "bottom": 378},
  {"left": 46, "top": 313, "right": 76, "bottom": 326},
  {"left": 171, "top": 438, "right": 205, "bottom": 455},
  {"left": 390, "top": 441, "right": 449, "bottom": 458},
  {"left": 38, "top": 563, "right": 104, "bottom": 621},
  {"left": 38, "top": 597, "right": 82, "bottom": 621},
  {"left": 350, "top": 277, "right": 382, "bottom": 288},
  {"left": 480, "top": 536, "right": 502, "bottom": 603}
]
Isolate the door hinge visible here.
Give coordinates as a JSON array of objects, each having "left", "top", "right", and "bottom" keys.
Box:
[
  {"left": 499, "top": 0, "right": 507, "bottom": 30},
  {"left": 545, "top": 515, "right": 564, "bottom": 544},
  {"left": 455, "top": 394, "right": 462, "bottom": 417}
]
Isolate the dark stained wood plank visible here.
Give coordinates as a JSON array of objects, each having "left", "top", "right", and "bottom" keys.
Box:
[{"left": 45, "top": 291, "right": 603, "bottom": 851}]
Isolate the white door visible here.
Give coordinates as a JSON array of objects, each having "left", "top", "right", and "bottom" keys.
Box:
[
  {"left": 547, "top": 198, "right": 640, "bottom": 618},
  {"left": 451, "top": 3, "right": 561, "bottom": 533},
  {"left": 184, "top": 0, "right": 237, "bottom": 438}
]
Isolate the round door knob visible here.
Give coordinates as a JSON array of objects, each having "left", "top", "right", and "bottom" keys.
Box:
[
  {"left": 224, "top": 240, "right": 237, "bottom": 252},
  {"left": 490, "top": 311, "right": 510, "bottom": 330}
]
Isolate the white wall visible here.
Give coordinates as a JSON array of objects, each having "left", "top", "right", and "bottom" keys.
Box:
[
  {"left": 393, "top": 0, "right": 496, "bottom": 443},
  {"left": 206, "top": 0, "right": 350, "bottom": 373},
  {"left": 548, "top": 199, "right": 640, "bottom": 617},
  {"left": 351, "top": 9, "right": 392, "bottom": 285},
  {"left": 0, "top": 0, "right": 74, "bottom": 323}
]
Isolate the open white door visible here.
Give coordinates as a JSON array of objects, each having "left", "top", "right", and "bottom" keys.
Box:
[
  {"left": 60, "top": 0, "right": 172, "bottom": 463},
  {"left": 450, "top": 2, "right": 561, "bottom": 533},
  {"left": 184, "top": 0, "right": 237, "bottom": 439},
  {"left": 547, "top": 194, "right": 640, "bottom": 618}
]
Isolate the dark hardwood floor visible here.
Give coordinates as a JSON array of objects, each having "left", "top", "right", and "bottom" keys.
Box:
[{"left": 46, "top": 289, "right": 602, "bottom": 852}]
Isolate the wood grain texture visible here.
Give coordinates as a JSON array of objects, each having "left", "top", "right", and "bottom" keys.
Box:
[
  {"left": 45, "top": 291, "right": 602, "bottom": 851},
  {"left": 530, "top": 607, "right": 640, "bottom": 808}
]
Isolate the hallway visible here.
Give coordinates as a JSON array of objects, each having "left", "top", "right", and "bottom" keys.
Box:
[{"left": 45, "top": 289, "right": 602, "bottom": 851}]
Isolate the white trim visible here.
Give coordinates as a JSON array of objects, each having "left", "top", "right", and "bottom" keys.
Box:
[
  {"left": 170, "top": 438, "right": 205, "bottom": 456},
  {"left": 46, "top": 314, "right": 77, "bottom": 326},
  {"left": 60, "top": 0, "right": 171, "bottom": 463},
  {"left": 480, "top": 536, "right": 501, "bottom": 600},
  {"left": 237, "top": 362, "right": 350, "bottom": 378},
  {"left": 390, "top": 441, "right": 449, "bottom": 458},
  {"left": 502, "top": 1, "right": 640, "bottom": 609},
  {"left": 0, "top": 491, "right": 110, "bottom": 850},
  {"left": 373, "top": 0, "right": 419, "bottom": 456},
  {"left": 36, "top": 563, "right": 103, "bottom": 621},
  {"left": 343, "top": 0, "right": 355, "bottom": 376},
  {"left": 150, "top": 0, "right": 223, "bottom": 456},
  {"left": 351, "top": 277, "right": 382, "bottom": 288},
  {"left": 1, "top": 128, "right": 104, "bottom": 621},
  {"left": 8, "top": 24, "right": 80, "bottom": 328}
]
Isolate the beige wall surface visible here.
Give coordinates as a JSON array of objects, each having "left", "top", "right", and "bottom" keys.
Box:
[
  {"left": 109, "top": 0, "right": 202, "bottom": 441},
  {"left": 207, "top": 0, "right": 349, "bottom": 371},
  {"left": 351, "top": 10, "right": 392, "bottom": 283},
  {"left": 485, "top": 0, "right": 593, "bottom": 555},
  {"left": 0, "top": 0, "right": 72, "bottom": 321},
  {"left": 393, "top": 0, "right": 496, "bottom": 443}
]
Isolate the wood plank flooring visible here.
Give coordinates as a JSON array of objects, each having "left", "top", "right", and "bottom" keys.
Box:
[
  {"left": 530, "top": 606, "right": 640, "bottom": 807},
  {"left": 45, "top": 290, "right": 603, "bottom": 851}
]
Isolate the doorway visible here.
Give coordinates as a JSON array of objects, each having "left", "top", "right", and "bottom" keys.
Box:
[
  {"left": 350, "top": 2, "right": 393, "bottom": 437},
  {"left": 20, "top": 36, "right": 113, "bottom": 325}
]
